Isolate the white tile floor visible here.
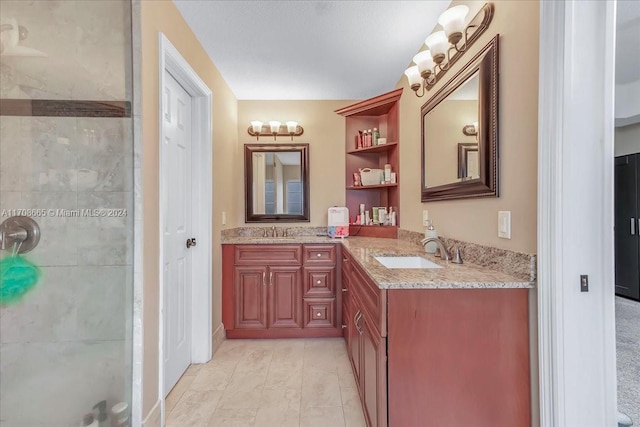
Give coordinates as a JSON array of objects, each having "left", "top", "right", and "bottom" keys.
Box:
[{"left": 165, "top": 338, "right": 366, "bottom": 427}]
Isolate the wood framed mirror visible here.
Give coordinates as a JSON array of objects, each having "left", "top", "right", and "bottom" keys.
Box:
[
  {"left": 244, "top": 143, "right": 310, "bottom": 222},
  {"left": 421, "top": 35, "right": 499, "bottom": 202}
]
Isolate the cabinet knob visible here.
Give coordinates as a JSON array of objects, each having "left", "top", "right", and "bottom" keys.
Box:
[
  {"left": 316, "top": 312, "right": 322, "bottom": 317},
  {"left": 341, "top": 325, "right": 347, "bottom": 329},
  {"left": 342, "top": 288, "right": 348, "bottom": 292},
  {"left": 317, "top": 280, "right": 321, "bottom": 284},
  {"left": 316, "top": 253, "right": 322, "bottom": 257},
  {"left": 343, "top": 258, "right": 348, "bottom": 263}
]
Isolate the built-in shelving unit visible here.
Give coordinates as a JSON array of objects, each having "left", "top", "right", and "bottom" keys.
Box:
[
  {"left": 336, "top": 88, "right": 403, "bottom": 238},
  {"left": 346, "top": 141, "right": 398, "bottom": 155},
  {"left": 346, "top": 183, "right": 398, "bottom": 190}
]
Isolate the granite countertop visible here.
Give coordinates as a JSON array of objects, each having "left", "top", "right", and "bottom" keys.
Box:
[
  {"left": 221, "top": 235, "right": 535, "bottom": 290},
  {"left": 341, "top": 237, "right": 534, "bottom": 290}
]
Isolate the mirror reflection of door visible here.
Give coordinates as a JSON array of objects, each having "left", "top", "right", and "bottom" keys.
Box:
[
  {"left": 424, "top": 71, "right": 480, "bottom": 188},
  {"left": 253, "top": 151, "right": 302, "bottom": 215}
]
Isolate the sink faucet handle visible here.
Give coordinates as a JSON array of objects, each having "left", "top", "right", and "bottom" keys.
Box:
[
  {"left": 451, "top": 247, "right": 463, "bottom": 264},
  {"left": 434, "top": 246, "right": 442, "bottom": 258}
]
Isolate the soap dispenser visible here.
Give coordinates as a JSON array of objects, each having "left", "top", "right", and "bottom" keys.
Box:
[{"left": 424, "top": 220, "right": 438, "bottom": 254}]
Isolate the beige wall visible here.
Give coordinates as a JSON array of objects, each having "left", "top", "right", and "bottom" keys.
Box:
[
  {"left": 615, "top": 123, "right": 640, "bottom": 156},
  {"left": 140, "top": 0, "right": 239, "bottom": 419},
  {"left": 397, "top": 0, "right": 539, "bottom": 253},
  {"left": 237, "top": 100, "right": 348, "bottom": 225}
]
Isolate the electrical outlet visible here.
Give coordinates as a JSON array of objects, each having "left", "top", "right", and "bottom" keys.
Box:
[
  {"left": 222, "top": 211, "right": 226, "bottom": 225},
  {"left": 423, "top": 210, "right": 429, "bottom": 226},
  {"left": 498, "top": 211, "right": 511, "bottom": 239}
]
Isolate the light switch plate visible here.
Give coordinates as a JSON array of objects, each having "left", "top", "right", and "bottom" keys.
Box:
[
  {"left": 423, "top": 210, "right": 429, "bottom": 226},
  {"left": 498, "top": 211, "right": 511, "bottom": 239}
]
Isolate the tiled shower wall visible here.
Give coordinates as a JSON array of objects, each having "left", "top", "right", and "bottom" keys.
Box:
[{"left": 0, "top": 1, "right": 133, "bottom": 426}]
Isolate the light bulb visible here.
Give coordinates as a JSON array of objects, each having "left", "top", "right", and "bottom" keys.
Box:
[
  {"left": 424, "top": 31, "right": 449, "bottom": 64},
  {"left": 251, "top": 121, "right": 263, "bottom": 133},
  {"left": 404, "top": 66, "right": 422, "bottom": 90},
  {"left": 269, "top": 121, "right": 281, "bottom": 133},
  {"left": 413, "top": 50, "right": 435, "bottom": 78},
  {"left": 286, "top": 121, "right": 298, "bottom": 133},
  {"left": 438, "top": 5, "right": 469, "bottom": 45}
]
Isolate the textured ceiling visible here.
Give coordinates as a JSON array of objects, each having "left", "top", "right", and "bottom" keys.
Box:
[{"left": 173, "top": 0, "right": 451, "bottom": 100}]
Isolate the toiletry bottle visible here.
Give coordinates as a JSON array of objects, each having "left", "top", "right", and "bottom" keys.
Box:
[
  {"left": 93, "top": 400, "right": 108, "bottom": 427},
  {"left": 366, "top": 129, "right": 372, "bottom": 147},
  {"left": 384, "top": 164, "right": 392, "bottom": 183},
  {"left": 111, "top": 402, "right": 129, "bottom": 427},
  {"left": 81, "top": 414, "right": 98, "bottom": 427},
  {"left": 372, "top": 128, "right": 380, "bottom": 145},
  {"left": 390, "top": 207, "right": 397, "bottom": 226},
  {"left": 424, "top": 220, "right": 438, "bottom": 253}
]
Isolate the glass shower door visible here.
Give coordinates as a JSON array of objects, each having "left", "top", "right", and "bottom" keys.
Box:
[{"left": 0, "top": 1, "right": 134, "bottom": 426}]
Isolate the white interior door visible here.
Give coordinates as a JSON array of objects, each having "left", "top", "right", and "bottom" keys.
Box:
[{"left": 162, "top": 69, "right": 193, "bottom": 395}]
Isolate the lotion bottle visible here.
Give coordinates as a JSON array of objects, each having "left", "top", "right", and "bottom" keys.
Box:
[{"left": 424, "top": 220, "right": 438, "bottom": 253}]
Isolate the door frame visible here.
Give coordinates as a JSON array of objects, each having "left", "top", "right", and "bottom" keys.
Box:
[
  {"left": 537, "top": 1, "right": 618, "bottom": 425},
  {"left": 158, "top": 32, "right": 213, "bottom": 410}
]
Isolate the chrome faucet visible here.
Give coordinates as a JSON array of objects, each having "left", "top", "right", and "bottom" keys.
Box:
[{"left": 420, "top": 237, "right": 454, "bottom": 262}]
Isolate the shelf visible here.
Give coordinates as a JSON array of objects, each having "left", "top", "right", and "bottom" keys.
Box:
[
  {"left": 347, "top": 141, "right": 398, "bottom": 155},
  {"left": 348, "top": 224, "right": 398, "bottom": 239},
  {"left": 347, "top": 183, "right": 398, "bottom": 190}
]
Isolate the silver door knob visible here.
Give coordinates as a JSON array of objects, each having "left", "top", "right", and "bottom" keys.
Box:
[{"left": 186, "top": 238, "right": 197, "bottom": 248}]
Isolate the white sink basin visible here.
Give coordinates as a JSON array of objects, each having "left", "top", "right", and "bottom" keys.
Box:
[{"left": 374, "top": 256, "right": 443, "bottom": 269}]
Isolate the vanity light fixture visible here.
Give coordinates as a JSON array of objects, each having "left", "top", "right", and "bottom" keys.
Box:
[
  {"left": 247, "top": 120, "right": 304, "bottom": 141},
  {"left": 405, "top": 3, "right": 494, "bottom": 97}
]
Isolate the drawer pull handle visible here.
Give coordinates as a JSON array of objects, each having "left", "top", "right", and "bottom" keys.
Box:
[
  {"left": 269, "top": 272, "right": 273, "bottom": 286},
  {"left": 262, "top": 272, "right": 266, "bottom": 286}
]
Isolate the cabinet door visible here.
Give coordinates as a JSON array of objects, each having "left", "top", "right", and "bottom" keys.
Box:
[
  {"left": 348, "top": 308, "right": 362, "bottom": 390},
  {"left": 361, "top": 315, "right": 387, "bottom": 427},
  {"left": 268, "top": 266, "right": 303, "bottom": 329},
  {"left": 234, "top": 266, "right": 268, "bottom": 329},
  {"left": 615, "top": 155, "right": 640, "bottom": 300}
]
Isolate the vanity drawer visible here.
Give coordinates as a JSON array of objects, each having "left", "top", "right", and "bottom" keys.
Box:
[
  {"left": 303, "top": 244, "right": 336, "bottom": 264},
  {"left": 303, "top": 298, "right": 336, "bottom": 328},
  {"left": 304, "top": 266, "right": 336, "bottom": 298},
  {"left": 235, "top": 245, "right": 302, "bottom": 265}
]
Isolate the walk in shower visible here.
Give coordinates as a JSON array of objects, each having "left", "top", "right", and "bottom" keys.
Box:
[{"left": 0, "top": 1, "right": 134, "bottom": 426}]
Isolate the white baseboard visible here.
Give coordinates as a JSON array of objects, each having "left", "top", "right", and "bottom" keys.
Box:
[{"left": 142, "top": 400, "right": 161, "bottom": 427}]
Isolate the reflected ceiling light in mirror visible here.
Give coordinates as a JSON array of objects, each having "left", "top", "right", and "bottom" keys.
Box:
[
  {"left": 405, "top": 3, "right": 494, "bottom": 97},
  {"left": 247, "top": 120, "right": 304, "bottom": 141},
  {"left": 462, "top": 122, "right": 478, "bottom": 136}
]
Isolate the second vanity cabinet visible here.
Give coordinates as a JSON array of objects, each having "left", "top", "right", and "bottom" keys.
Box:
[
  {"left": 222, "top": 243, "right": 343, "bottom": 339},
  {"left": 342, "top": 250, "right": 387, "bottom": 427},
  {"left": 341, "top": 249, "right": 531, "bottom": 427}
]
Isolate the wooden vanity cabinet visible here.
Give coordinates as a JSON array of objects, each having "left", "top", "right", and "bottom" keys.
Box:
[
  {"left": 340, "top": 250, "right": 530, "bottom": 427},
  {"left": 342, "top": 250, "right": 387, "bottom": 427},
  {"left": 222, "top": 244, "right": 342, "bottom": 338}
]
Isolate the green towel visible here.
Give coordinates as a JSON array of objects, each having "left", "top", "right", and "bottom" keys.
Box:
[{"left": 0, "top": 255, "right": 41, "bottom": 305}]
